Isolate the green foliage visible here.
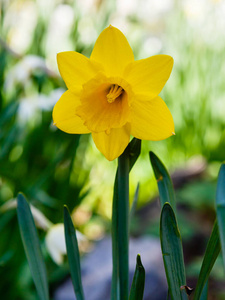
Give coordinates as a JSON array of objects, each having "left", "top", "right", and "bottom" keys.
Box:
[
  {"left": 160, "top": 203, "right": 187, "bottom": 300},
  {"left": 150, "top": 152, "right": 187, "bottom": 299},
  {"left": 17, "top": 193, "right": 49, "bottom": 300},
  {"left": 129, "top": 255, "right": 145, "bottom": 300},
  {"left": 200, "top": 281, "right": 208, "bottom": 300},
  {"left": 149, "top": 151, "right": 176, "bottom": 211},
  {"left": 150, "top": 153, "right": 225, "bottom": 299},
  {"left": 216, "top": 163, "right": 225, "bottom": 270},
  {"left": 130, "top": 183, "right": 140, "bottom": 222},
  {"left": 193, "top": 221, "right": 221, "bottom": 300},
  {"left": 64, "top": 206, "right": 85, "bottom": 300}
]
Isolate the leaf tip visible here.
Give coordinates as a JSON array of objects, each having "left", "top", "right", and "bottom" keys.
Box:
[
  {"left": 136, "top": 254, "right": 145, "bottom": 270},
  {"left": 17, "top": 193, "right": 27, "bottom": 208}
]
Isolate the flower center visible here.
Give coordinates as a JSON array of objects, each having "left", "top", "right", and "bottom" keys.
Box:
[{"left": 106, "top": 84, "right": 124, "bottom": 103}]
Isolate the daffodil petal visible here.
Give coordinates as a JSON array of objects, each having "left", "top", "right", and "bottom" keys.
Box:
[
  {"left": 124, "top": 55, "right": 173, "bottom": 99},
  {"left": 130, "top": 96, "right": 174, "bottom": 140},
  {"left": 90, "top": 26, "right": 134, "bottom": 77},
  {"left": 92, "top": 124, "right": 131, "bottom": 161},
  {"left": 53, "top": 90, "right": 90, "bottom": 134},
  {"left": 57, "top": 51, "right": 102, "bottom": 92}
]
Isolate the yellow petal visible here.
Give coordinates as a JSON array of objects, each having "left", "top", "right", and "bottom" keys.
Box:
[
  {"left": 92, "top": 124, "right": 131, "bottom": 161},
  {"left": 124, "top": 55, "right": 173, "bottom": 100},
  {"left": 53, "top": 90, "right": 90, "bottom": 134},
  {"left": 90, "top": 26, "right": 134, "bottom": 77},
  {"left": 130, "top": 96, "right": 174, "bottom": 140},
  {"left": 57, "top": 52, "right": 102, "bottom": 92}
]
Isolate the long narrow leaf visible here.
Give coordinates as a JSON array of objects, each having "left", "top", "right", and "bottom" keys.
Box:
[
  {"left": 130, "top": 183, "right": 140, "bottom": 221},
  {"left": 160, "top": 203, "right": 187, "bottom": 300},
  {"left": 200, "top": 281, "right": 208, "bottom": 300},
  {"left": 149, "top": 152, "right": 176, "bottom": 212},
  {"left": 193, "top": 221, "right": 220, "bottom": 300},
  {"left": 17, "top": 193, "right": 49, "bottom": 300},
  {"left": 64, "top": 206, "right": 85, "bottom": 300},
  {"left": 111, "top": 138, "right": 141, "bottom": 300},
  {"left": 216, "top": 163, "right": 225, "bottom": 270},
  {"left": 129, "top": 254, "right": 145, "bottom": 300}
]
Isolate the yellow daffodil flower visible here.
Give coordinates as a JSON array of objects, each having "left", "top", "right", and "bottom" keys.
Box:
[{"left": 53, "top": 25, "right": 174, "bottom": 161}]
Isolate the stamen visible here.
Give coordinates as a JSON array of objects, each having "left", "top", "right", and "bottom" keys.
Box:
[{"left": 107, "top": 84, "right": 124, "bottom": 103}]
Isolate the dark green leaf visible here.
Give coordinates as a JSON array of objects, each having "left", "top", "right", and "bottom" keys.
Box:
[
  {"left": 129, "top": 254, "right": 145, "bottom": 300},
  {"left": 64, "top": 206, "right": 85, "bottom": 300},
  {"left": 17, "top": 193, "right": 49, "bottom": 300},
  {"left": 149, "top": 152, "right": 176, "bottom": 212},
  {"left": 130, "top": 183, "right": 140, "bottom": 221},
  {"left": 216, "top": 163, "right": 225, "bottom": 271},
  {"left": 200, "top": 281, "right": 208, "bottom": 300},
  {"left": 127, "top": 138, "right": 142, "bottom": 171},
  {"left": 193, "top": 221, "right": 220, "bottom": 300},
  {"left": 160, "top": 203, "right": 187, "bottom": 300}
]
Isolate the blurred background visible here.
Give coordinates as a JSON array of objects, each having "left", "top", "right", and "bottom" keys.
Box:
[{"left": 1, "top": 0, "right": 225, "bottom": 299}]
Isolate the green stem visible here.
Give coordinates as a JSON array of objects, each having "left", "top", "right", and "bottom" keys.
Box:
[
  {"left": 112, "top": 151, "right": 129, "bottom": 299},
  {"left": 111, "top": 139, "right": 141, "bottom": 300},
  {"left": 118, "top": 152, "right": 129, "bottom": 300},
  {"left": 111, "top": 171, "right": 119, "bottom": 300}
]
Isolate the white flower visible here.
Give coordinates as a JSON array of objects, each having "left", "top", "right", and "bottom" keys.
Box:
[{"left": 45, "top": 223, "right": 87, "bottom": 265}]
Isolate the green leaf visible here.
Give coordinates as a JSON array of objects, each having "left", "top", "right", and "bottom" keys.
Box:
[
  {"left": 129, "top": 254, "right": 145, "bottom": 300},
  {"left": 127, "top": 138, "right": 142, "bottom": 170},
  {"left": 111, "top": 138, "right": 141, "bottom": 300},
  {"left": 193, "top": 221, "right": 220, "bottom": 300},
  {"left": 216, "top": 163, "right": 225, "bottom": 271},
  {"left": 130, "top": 183, "right": 140, "bottom": 221},
  {"left": 149, "top": 152, "right": 176, "bottom": 212},
  {"left": 200, "top": 281, "right": 208, "bottom": 300},
  {"left": 17, "top": 193, "right": 49, "bottom": 300},
  {"left": 160, "top": 203, "right": 187, "bottom": 300},
  {"left": 63, "top": 206, "right": 85, "bottom": 300}
]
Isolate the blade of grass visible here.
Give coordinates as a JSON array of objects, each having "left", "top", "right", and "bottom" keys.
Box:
[
  {"left": 111, "top": 138, "right": 141, "bottom": 300},
  {"left": 63, "top": 206, "right": 85, "bottom": 300},
  {"left": 129, "top": 254, "right": 145, "bottom": 300},
  {"left": 149, "top": 152, "right": 176, "bottom": 212},
  {"left": 160, "top": 203, "right": 187, "bottom": 300},
  {"left": 216, "top": 163, "right": 225, "bottom": 270},
  {"left": 193, "top": 221, "right": 220, "bottom": 300},
  {"left": 17, "top": 193, "right": 49, "bottom": 300}
]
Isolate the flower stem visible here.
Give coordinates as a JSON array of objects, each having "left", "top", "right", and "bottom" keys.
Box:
[{"left": 111, "top": 150, "right": 130, "bottom": 300}]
